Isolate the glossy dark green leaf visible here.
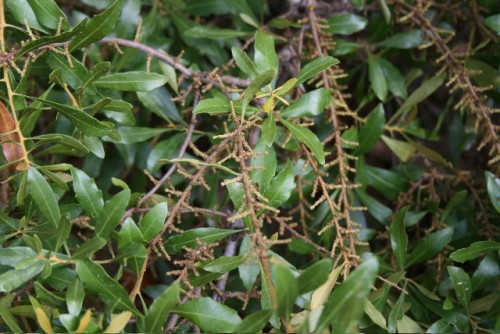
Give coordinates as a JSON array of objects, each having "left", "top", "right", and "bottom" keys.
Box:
[
  {"left": 5, "top": 0, "right": 47, "bottom": 33},
  {"left": 32, "top": 134, "right": 90, "bottom": 154},
  {"left": 356, "top": 188, "right": 393, "bottom": 224},
  {"left": 137, "top": 86, "right": 183, "bottom": 123},
  {"left": 69, "top": 0, "right": 122, "bottom": 51},
  {"left": 262, "top": 162, "right": 295, "bottom": 207},
  {"left": 250, "top": 137, "right": 277, "bottom": 191},
  {"left": 254, "top": 31, "right": 279, "bottom": 74},
  {"left": 297, "top": 259, "right": 332, "bottom": 294},
  {"left": 441, "top": 190, "right": 467, "bottom": 223},
  {"left": 234, "top": 310, "right": 273, "bottom": 334},
  {"left": 71, "top": 167, "right": 103, "bottom": 221},
  {"left": 378, "top": 0, "right": 391, "bottom": 23},
  {"left": 381, "top": 136, "right": 416, "bottom": 163},
  {"left": 203, "top": 256, "right": 244, "bottom": 273},
  {"left": 379, "top": 57, "right": 407, "bottom": 98},
  {"left": 109, "top": 126, "right": 168, "bottom": 144},
  {"left": 241, "top": 69, "right": 275, "bottom": 118},
  {"left": 0, "top": 261, "right": 45, "bottom": 292},
  {"left": 392, "top": 74, "right": 446, "bottom": 121},
  {"left": 27, "top": 0, "right": 69, "bottom": 30},
  {"left": 27, "top": 166, "right": 61, "bottom": 228},
  {"left": 448, "top": 266, "right": 472, "bottom": 312},
  {"left": 95, "top": 71, "right": 168, "bottom": 92},
  {"left": 391, "top": 206, "right": 409, "bottom": 270},
  {"left": 47, "top": 53, "right": 89, "bottom": 90},
  {"left": 485, "top": 14, "right": 500, "bottom": 35},
  {"left": 185, "top": 26, "right": 249, "bottom": 39},
  {"left": 388, "top": 293, "right": 405, "bottom": 332},
  {"left": 333, "top": 39, "right": 361, "bottom": 55},
  {"left": 275, "top": 264, "right": 298, "bottom": 322},
  {"left": 368, "top": 54, "right": 388, "bottom": 101},
  {"left": 174, "top": 297, "right": 241, "bottom": 332},
  {"left": 118, "top": 218, "right": 143, "bottom": 249},
  {"left": 485, "top": 171, "right": 500, "bottom": 213},
  {"left": 231, "top": 47, "right": 258, "bottom": 79},
  {"left": 147, "top": 134, "right": 186, "bottom": 173},
  {"left": 326, "top": 13, "right": 368, "bottom": 35},
  {"left": 406, "top": 227, "right": 454, "bottom": 267},
  {"left": 261, "top": 111, "right": 276, "bottom": 145},
  {"left": 164, "top": 228, "right": 240, "bottom": 254},
  {"left": 14, "top": 20, "right": 86, "bottom": 61},
  {"left": 0, "top": 247, "right": 37, "bottom": 267},
  {"left": 280, "top": 118, "right": 325, "bottom": 164},
  {"left": 95, "top": 189, "right": 131, "bottom": 239},
  {"left": 355, "top": 104, "right": 385, "bottom": 155},
  {"left": 363, "top": 165, "right": 407, "bottom": 200},
  {"left": 281, "top": 88, "right": 331, "bottom": 118},
  {"left": 193, "top": 96, "right": 230, "bottom": 114},
  {"left": 378, "top": 30, "right": 423, "bottom": 49},
  {"left": 34, "top": 98, "right": 113, "bottom": 137},
  {"left": 450, "top": 241, "right": 500, "bottom": 263},
  {"left": 75, "top": 260, "right": 141, "bottom": 316},
  {"left": 0, "top": 301, "right": 22, "bottom": 333},
  {"left": 296, "top": 57, "right": 339, "bottom": 86},
  {"left": 144, "top": 282, "right": 180, "bottom": 333},
  {"left": 472, "top": 254, "right": 499, "bottom": 293},
  {"left": 72, "top": 237, "right": 107, "bottom": 259},
  {"left": 140, "top": 202, "right": 168, "bottom": 242},
  {"left": 66, "top": 279, "right": 84, "bottom": 316},
  {"left": 316, "top": 256, "right": 379, "bottom": 332}
]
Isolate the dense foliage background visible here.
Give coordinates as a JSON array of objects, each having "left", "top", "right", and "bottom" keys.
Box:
[{"left": 0, "top": 0, "right": 499, "bottom": 332}]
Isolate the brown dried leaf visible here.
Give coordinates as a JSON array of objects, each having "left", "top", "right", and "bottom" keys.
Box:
[{"left": 0, "top": 101, "right": 26, "bottom": 170}]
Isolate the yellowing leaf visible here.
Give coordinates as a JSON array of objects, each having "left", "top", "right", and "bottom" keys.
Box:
[
  {"left": 104, "top": 311, "right": 133, "bottom": 333},
  {"left": 310, "top": 262, "right": 344, "bottom": 311},
  {"left": 30, "top": 296, "right": 53, "bottom": 334},
  {"left": 76, "top": 309, "right": 92, "bottom": 333}
]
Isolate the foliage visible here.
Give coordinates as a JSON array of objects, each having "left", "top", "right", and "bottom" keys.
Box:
[{"left": 0, "top": 0, "right": 499, "bottom": 333}]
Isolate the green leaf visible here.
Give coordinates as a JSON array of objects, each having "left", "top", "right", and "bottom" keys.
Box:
[
  {"left": 147, "top": 134, "right": 186, "bottom": 173},
  {"left": 193, "top": 96, "right": 230, "bottom": 114},
  {"left": 14, "top": 20, "right": 86, "bottom": 61},
  {"left": 0, "top": 247, "right": 37, "bottom": 267},
  {"left": 391, "top": 206, "right": 409, "bottom": 270},
  {"left": 447, "top": 266, "right": 472, "bottom": 312},
  {"left": 5, "top": 0, "right": 48, "bottom": 33},
  {"left": 281, "top": 88, "right": 331, "bottom": 118},
  {"left": 297, "top": 259, "right": 332, "bottom": 294},
  {"left": 27, "top": 166, "right": 61, "bottom": 228},
  {"left": 368, "top": 54, "right": 388, "bottom": 101},
  {"left": 234, "top": 310, "right": 273, "bottom": 334},
  {"left": 316, "top": 256, "right": 379, "bottom": 332},
  {"left": 231, "top": 47, "right": 259, "bottom": 79},
  {"left": 485, "top": 171, "right": 500, "bottom": 213},
  {"left": 32, "top": 134, "right": 90, "bottom": 154},
  {"left": 250, "top": 137, "right": 277, "bottom": 191},
  {"left": 241, "top": 69, "right": 275, "bottom": 118},
  {"left": 262, "top": 162, "right": 296, "bottom": 207},
  {"left": 95, "top": 71, "right": 168, "bottom": 92},
  {"left": 378, "top": 30, "right": 423, "bottom": 49},
  {"left": 388, "top": 292, "right": 405, "bottom": 332},
  {"left": 144, "top": 282, "right": 180, "bottom": 333},
  {"left": 118, "top": 218, "right": 143, "bottom": 249},
  {"left": 254, "top": 31, "right": 279, "bottom": 74},
  {"left": 185, "top": 26, "right": 249, "bottom": 39},
  {"left": 34, "top": 98, "right": 113, "bottom": 137},
  {"left": 109, "top": 126, "right": 168, "bottom": 144},
  {"left": 0, "top": 302, "right": 22, "bottom": 333},
  {"left": 364, "top": 299, "right": 387, "bottom": 330},
  {"left": 174, "top": 297, "right": 242, "bottom": 332},
  {"left": 391, "top": 73, "right": 446, "bottom": 122},
  {"left": 261, "top": 111, "right": 276, "bottom": 145},
  {"left": 69, "top": 0, "right": 123, "bottom": 51},
  {"left": 378, "top": 0, "right": 391, "bottom": 24},
  {"left": 406, "top": 227, "right": 454, "bottom": 267},
  {"left": 326, "top": 13, "right": 368, "bottom": 35},
  {"left": 441, "top": 190, "right": 467, "bottom": 222},
  {"left": 72, "top": 237, "right": 107, "bottom": 259},
  {"left": 485, "top": 14, "right": 500, "bottom": 35},
  {"left": 381, "top": 136, "right": 416, "bottom": 163},
  {"left": 140, "top": 202, "right": 168, "bottom": 242},
  {"left": 96, "top": 189, "right": 131, "bottom": 239},
  {"left": 275, "top": 264, "right": 298, "bottom": 322},
  {"left": 450, "top": 241, "right": 500, "bottom": 263},
  {"left": 75, "top": 260, "right": 141, "bottom": 316},
  {"left": 137, "top": 86, "right": 183, "bottom": 123},
  {"left": 27, "top": 0, "right": 69, "bottom": 30},
  {"left": 355, "top": 104, "right": 385, "bottom": 155},
  {"left": 66, "top": 279, "right": 84, "bottom": 316},
  {"left": 296, "top": 57, "right": 340, "bottom": 86},
  {"left": 356, "top": 188, "right": 393, "bottom": 224},
  {"left": 280, "top": 118, "right": 325, "bottom": 164},
  {"left": 203, "top": 256, "right": 244, "bottom": 273},
  {"left": 164, "top": 228, "right": 240, "bottom": 254},
  {"left": 363, "top": 165, "right": 408, "bottom": 201},
  {"left": 379, "top": 58, "right": 407, "bottom": 98},
  {"left": 472, "top": 254, "right": 499, "bottom": 293},
  {"left": 0, "top": 261, "right": 45, "bottom": 292},
  {"left": 71, "top": 167, "right": 103, "bottom": 221}
]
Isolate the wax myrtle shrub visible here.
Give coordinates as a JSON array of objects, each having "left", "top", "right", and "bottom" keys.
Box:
[{"left": 0, "top": 0, "right": 499, "bottom": 332}]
